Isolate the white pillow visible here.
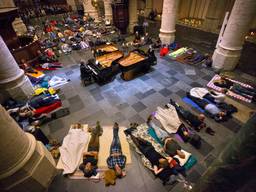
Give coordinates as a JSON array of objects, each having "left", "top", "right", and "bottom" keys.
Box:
[{"left": 174, "top": 149, "right": 191, "bottom": 166}]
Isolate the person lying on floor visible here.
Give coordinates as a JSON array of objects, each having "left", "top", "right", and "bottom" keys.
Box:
[
  {"left": 129, "top": 134, "right": 186, "bottom": 185},
  {"left": 147, "top": 115, "right": 185, "bottom": 158},
  {"left": 20, "top": 59, "right": 37, "bottom": 74},
  {"left": 186, "top": 92, "right": 228, "bottom": 122},
  {"left": 37, "top": 50, "right": 56, "bottom": 64},
  {"left": 190, "top": 87, "right": 225, "bottom": 103},
  {"left": 189, "top": 87, "right": 238, "bottom": 116},
  {"left": 213, "top": 77, "right": 256, "bottom": 102},
  {"left": 26, "top": 94, "right": 60, "bottom": 110},
  {"left": 107, "top": 122, "right": 126, "bottom": 178},
  {"left": 79, "top": 121, "right": 103, "bottom": 177},
  {"left": 169, "top": 99, "right": 206, "bottom": 131}
]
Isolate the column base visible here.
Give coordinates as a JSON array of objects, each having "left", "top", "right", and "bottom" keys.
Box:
[
  {"left": 105, "top": 14, "right": 113, "bottom": 22},
  {"left": 159, "top": 30, "right": 175, "bottom": 45},
  {"left": 0, "top": 136, "right": 57, "bottom": 192},
  {"left": 212, "top": 45, "right": 242, "bottom": 71},
  {"left": 0, "top": 74, "right": 34, "bottom": 101}
]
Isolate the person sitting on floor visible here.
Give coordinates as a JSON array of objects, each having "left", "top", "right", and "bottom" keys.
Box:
[
  {"left": 147, "top": 115, "right": 185, "bottom": 158},
  {"left": 186, "top": 92, "right": 228, "bottom": 122},
  {"left": 79, "top": 121, "right": 103, "bottom": 177},
  {"left": 169, "top": 99, "right": 206, "bottom": 131},
  {"left": 37, "top": 50, "right": 55, "bottom": 64},
  {"left": 107, "top": 122, "right": 126, "bottom": 178}
]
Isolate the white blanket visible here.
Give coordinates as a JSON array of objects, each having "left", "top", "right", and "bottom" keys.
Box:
[
  {"left": 155, "top": 106, "right": 182, "bottom": 134},
  {"left": 59, "top": 129, "right": 89, "bottom": 175},
  {"left": 49, "top": 76, "right": 69, "bottom": 89}
]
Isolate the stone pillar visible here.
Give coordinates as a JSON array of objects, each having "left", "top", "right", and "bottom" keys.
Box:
[
  {"left": 128, "top": 0, "right": 138, "bottom": 33},
  {"left": 144, "top": 0, "right": 153, "bottom": 17},
  {"left": 192, "top": 114, "right": 256, "bottom": 192},
  {"left": 0, "top": 36, "right": 34, "bottom": 101},
  {"left": 0, "top": 105, "right": 57, "bottom": 192},
  {"left": 159, "top": 0, "right": 179, "bottom": 45},
  {"left": 104, "top": 0, "right": 113, "bottom": 22},
  {"left": 203, "top": 0, "right": 227, "bottom": 33},
  {"left": 82, "top": 0, "right": 99, "bottom": 22},
  {"left": 212, "top": 0, "right": 256, "bottom": 71}
]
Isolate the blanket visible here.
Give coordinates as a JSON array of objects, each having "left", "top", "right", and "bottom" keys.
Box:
[
  {"left": 49, "top": 76, "right": 69, "bottom": 89},
  {"left": 126, "top": 124, "right": 168, "bottom": 170},
  {"left": 155, "top": 106, "right": 182, "bottom": 134},
  {"left": 207, "top": 74, "right": 253, "bottom": 103},
  {"left": 59, "top": 126, "right": 89, "bottom": 175}
]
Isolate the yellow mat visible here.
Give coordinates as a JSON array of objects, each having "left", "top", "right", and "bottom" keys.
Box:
[{"left": 98, "top": 126, "right": 131, "bottom": 168}]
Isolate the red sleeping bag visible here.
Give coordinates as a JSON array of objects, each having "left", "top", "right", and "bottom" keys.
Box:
[{"left": 34, "top": 101, "right": 62, "bottom": 117}]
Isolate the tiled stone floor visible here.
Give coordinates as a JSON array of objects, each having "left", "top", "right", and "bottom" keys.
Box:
[{"left": 44, "top": 49, "right": 255, "bottom": 192}]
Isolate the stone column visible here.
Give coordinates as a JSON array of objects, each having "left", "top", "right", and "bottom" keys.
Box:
[
  {"left": 203, "top": 0, "right": 227, "bottom": 33},
  {"left": 159, "top": 0, "right": 179, "bottom": 45},
  {"left": 144, "top": 0, "right": 153, "bottom": 17},
  {"left": 128, "top": 0, "right": 138, "bottom": 33},
  {"left": 212, "top": 0, "right": 256, "bottom": 71},
  {"left": 0, "top": 36, "right": 34, "bottom": 101},
  {"left": 0, "top": 105, "right": 57, "bottom": 192},
  {"left": 104, "top": 0, "right": 113, "bottom": 22},
  {"left": 82, "top": 0, "right": 99, "bottom": 22}
]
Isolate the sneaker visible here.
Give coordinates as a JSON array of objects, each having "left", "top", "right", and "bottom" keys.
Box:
[{"left": 205, "top": 127, "right": 215, "bottom": 136}]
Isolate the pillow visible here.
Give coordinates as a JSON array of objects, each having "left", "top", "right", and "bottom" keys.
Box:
[{"left": 174, "top": 149, "right": 191, "bottom": 166}]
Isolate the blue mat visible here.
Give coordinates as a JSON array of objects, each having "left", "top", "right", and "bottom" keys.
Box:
[
  {"left": 184, "top": 155, "right": 197, "bottom": 170},
  {"left": 147, "top": 127, "right": 163, "bottom": 146},
  {"left": 182, "top": 97, "right": 205, "bottom": 113}
]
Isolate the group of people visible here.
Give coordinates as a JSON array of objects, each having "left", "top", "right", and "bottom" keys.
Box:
[
  {"left": 78, "top": 122, "right": 127, "bottom": 182},
  {"left": 213, "top": 76, "right": 256, "bottom": 102}
]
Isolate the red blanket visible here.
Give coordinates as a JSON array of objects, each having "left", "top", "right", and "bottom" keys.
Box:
[{"left": 34, "top": 101, "right": 62, "bottom": 117}]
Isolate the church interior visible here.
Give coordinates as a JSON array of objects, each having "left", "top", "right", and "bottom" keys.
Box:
[{"left": 0, "top": 0, "right": 255, "bottom": 192}]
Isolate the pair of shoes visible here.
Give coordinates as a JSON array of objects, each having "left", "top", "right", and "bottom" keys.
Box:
[
  {"left": 130, "top": 122, "right": 138, "bottom": 128},
  {"left": 169, "top": 98, "right": 175, "bottom": 106},
  {"left": 123, "top": 127, "right": 137, "bottom": 136},
  {"left": 205, "top": 127, "right": 215, "bottom": 136}
]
